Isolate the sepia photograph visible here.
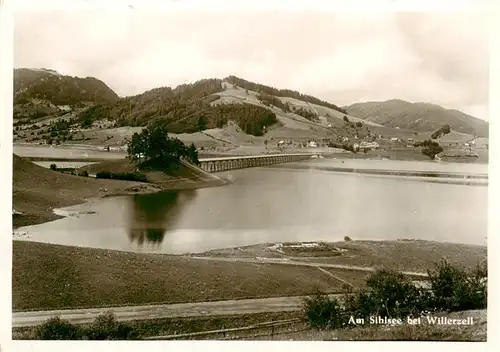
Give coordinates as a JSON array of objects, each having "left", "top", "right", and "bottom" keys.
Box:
[{"left": 4, "top": 0, "right": 492, "bottom": 345}]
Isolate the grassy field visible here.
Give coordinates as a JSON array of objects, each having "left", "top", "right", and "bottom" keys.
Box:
[
  {"left": 13, "top": 238, "right": 486, "bottom": 311},
  {"left": 198, "top": 240, "right": 487, "bottom": 273},
  {"left": 300, "top": 240, "right": 487, "bottom": 272},
  {"left": 12, "top": 241, "right": 350, "bottom": 311}
]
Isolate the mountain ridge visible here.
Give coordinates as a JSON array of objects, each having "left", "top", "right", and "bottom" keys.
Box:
[
  {"left": 14, "top": 68, "right": 119, "bottom": 106},
  {"left": 12, "top": 69, "right": 488, "bottom": 141},
  {"left": 344, "top": 99, "right": 488, "bottom": 137}
]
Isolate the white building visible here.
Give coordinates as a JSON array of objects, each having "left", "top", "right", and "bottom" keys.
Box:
[
  {"left": 360, "top": 141, "right": 379, "bottom": 149},
  {"left": 308, "top": 141, "right": 317, "bottom": 148}
]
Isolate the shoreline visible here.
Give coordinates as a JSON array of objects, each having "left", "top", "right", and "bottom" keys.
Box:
[
  {"left": 12, "top": 152, "right": 229, "bottom": 229},
  {"left": 13, "top": 177, "right": 228, "bottom": 230}
]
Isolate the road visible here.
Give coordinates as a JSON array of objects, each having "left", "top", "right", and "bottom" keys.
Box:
[{"left": 12, "top": 294, "right": 344, "bottom": 328}]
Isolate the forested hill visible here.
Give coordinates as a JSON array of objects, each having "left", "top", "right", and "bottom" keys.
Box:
[
  {"left": 345, "top": 99, "right": 489, "bottom": 137},
  {"left": 14, "top": 68, "right": 119, "bottom": 106},
  {"left": 76, "top": 76, "right": 349, "bottom": 136},
  {"left": 77, "top": 78, "right": 277, "bottom": 136}
]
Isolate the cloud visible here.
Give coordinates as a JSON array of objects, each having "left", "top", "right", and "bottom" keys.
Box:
[{"left": 14, "top": 10, "right": 489, "bottom": 119}]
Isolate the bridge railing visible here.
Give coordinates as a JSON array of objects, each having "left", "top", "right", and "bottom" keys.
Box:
[{"left": 199, "top": 153, "right": 319, "bottom": 162}]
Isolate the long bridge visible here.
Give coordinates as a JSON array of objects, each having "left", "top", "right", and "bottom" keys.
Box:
[
  {"left": 15, "top": 145, "right": 322, "bottom": 173},
  {"left": 198, "top": 153, "right": 320, "bottom": 173}
]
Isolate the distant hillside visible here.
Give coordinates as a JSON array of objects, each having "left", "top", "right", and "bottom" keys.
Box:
[
  {"left": 77, "top": 78, "right": 278, "bottom": 136},
  {"left": 345, "top": 99, "right": 489, "bottom": 137},
  {"left": 13, "top": 71, "right": 406, "bottom": 142},
  {"left": 74, "top": 76, "right": 366, "bottom": 138},
  {"left": 14, "top": 68, "right": 118, "bottom": 113},
  {"left": 224, "top": 76, "right": 348, "bottom": 114}
]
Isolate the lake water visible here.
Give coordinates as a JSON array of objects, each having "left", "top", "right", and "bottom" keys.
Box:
[
  {"left": 33, "top": 161, "right": 98, "bottom": 169},
  {"left": 14, "top": 159, "right": 488, "bottom": 254},
  {"left": 13, "top": 145, "right": 126, "bottom": 160}
]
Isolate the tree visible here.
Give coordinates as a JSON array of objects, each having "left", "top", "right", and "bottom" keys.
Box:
[
  {"left": 418, "top": 140, "right": 443, "bottom": 159},
  {"left": 343, "top": 115, "right": 349, "bottom": 123},
  {"left": 356, "top": 121, "right": 363, "bottom": 128},
  {"left": 127, "top": 123, "right": 198, "bottom": 169},
  {"left": 197, "top": 116, "right": 207, "bottom": 131},
  {"left": 431, "top": 124, "right": 451, "bottom": 139},
  {"left": 441, "top": 124, "right": 451, "bottom": 134},
  {"left": 186, "top": 143, "right": 200, "bottom": 165}
]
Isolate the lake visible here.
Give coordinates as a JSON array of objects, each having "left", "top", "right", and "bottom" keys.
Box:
[
  {"left": 33, "top": 161, "right": 99, "bottom": 169},
  {"left": 13, "top": 159, "right": 488, "bottom": 254},
  {"left": 13, "top": 145, "right": 126, "bottom": 160}
]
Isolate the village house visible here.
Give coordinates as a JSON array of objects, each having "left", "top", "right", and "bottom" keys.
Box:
[{"left": 359, "top": 141, "right": 380, "bottom": 149}]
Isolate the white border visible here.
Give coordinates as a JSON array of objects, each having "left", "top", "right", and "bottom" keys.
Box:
[
  {"left": 1, "top": 0, "right": 499, "bottom": 351},
  {"left": 0, "top": 0, "right": 14, "bottom": 349},
  {"left": 7, "top": 0, "right": 496, "bottom": 12}
]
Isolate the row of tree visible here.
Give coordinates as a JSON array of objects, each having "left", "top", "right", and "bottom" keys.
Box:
[
  {"left": 293, "top": 107, "right": 318, "bottom": 121},
  {"left": 256, "top": 92, "right": 291, "bottom": 111},
  {"left": 225, "top": 75, "right": 347, "bottom": 114}
]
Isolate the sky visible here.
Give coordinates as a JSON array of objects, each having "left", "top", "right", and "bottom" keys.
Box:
[{"left": 13, "top": 6, "right": 491, "bottom": 120}]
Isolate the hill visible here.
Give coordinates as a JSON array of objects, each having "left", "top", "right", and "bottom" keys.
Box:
[
  {"left": 76, "top": 78, "right": 280, "bottom": 136},
  {"left": 16, "top": 72, "right": 484, "bottom": 160},
  {"left": 73, "top": 76, "right": 391, "bottom": 142},
  {"left": 13, "top": 68, "right": 119, "bottom": 122},
  {"left": 344, "top": 99, "right": 489, "bottom": 137}
]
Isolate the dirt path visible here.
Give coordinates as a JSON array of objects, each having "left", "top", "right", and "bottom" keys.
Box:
[{"left": 12, "top": 294, "right": 342, "bottom": 328}]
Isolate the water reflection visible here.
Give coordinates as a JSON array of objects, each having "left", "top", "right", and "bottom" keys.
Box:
[{"left": 127, "top": 190, "right": 197, "bottom": 246}]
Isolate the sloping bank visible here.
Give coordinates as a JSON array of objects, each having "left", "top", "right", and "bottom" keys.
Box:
[{"left": 12, "top": 154, "right": 226, "bottom": 228}]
